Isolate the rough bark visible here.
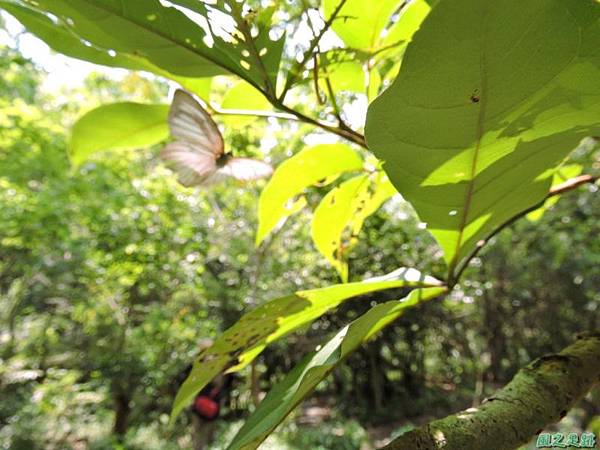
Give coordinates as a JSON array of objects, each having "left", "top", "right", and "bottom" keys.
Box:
[{"left": 383, "top": 333, "right": 600, "bottom": 450}]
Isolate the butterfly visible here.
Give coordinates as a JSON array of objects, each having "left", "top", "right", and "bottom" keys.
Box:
[{"left": 161, "top": 89, "right": 273, "bottom": 187}]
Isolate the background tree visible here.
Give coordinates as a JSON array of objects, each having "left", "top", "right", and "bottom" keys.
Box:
[{"left": 0, "top": 1, "right": 599, "bottom": 449}]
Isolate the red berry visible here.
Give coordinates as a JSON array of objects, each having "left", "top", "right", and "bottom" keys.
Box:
[{"left": 194, "top": 395, "right": 219, "bottom": 420}]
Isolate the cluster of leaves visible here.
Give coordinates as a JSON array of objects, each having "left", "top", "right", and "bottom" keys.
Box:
[{"left": 2, "top": 0, "right": 599, "bottom": 447}]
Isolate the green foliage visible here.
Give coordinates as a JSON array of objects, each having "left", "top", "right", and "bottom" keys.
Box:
[
  {"left": 172, "top": 275, "right": 441, "bottom": 422},
  {"left": 69, "top": 102, "right": 169, "bottom": 165},
  {"left": 221, "top": 81, "right": 272, "bottom": 127},
  {"left": 312, "top": 172, "right": 396, "bottom": 281},
  {"left": 381, "top": 0, "right": 430, "bottom": 47},
  {"left": 0, "top": 1, "right": 160, "bottom": 72},
  {"left": 227, "top": 287, "right": 445, "bottom": 450},
  {"left": 256, "top": 144, "right": 363, "bottom": 245},
  {"left": 366, "top": 0, "right": 600, "bottom": 279},
  {"left": 1, "top": 0, "right": 599, "bottom": 447},
  {"left": 324, "top": 0, "right": 402, "bottom": 51}
]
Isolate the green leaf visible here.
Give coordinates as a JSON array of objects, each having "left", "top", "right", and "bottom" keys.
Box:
[
  {"left": 365, "top": 0, "right": 600, "bottom": 278},
  {"left": 324, "top": 0, "right": 403, "bottom": 51},
  {"left": 325, "top": 61, "right": 366, "bottom": 94},
  {"left": 221, "top": 81, "right": 271, "bottom": 127},
  {"left": 526, "top": 164, "right": 584, "bottom": 221},
  {"left": 171, "top": 273, "right": 442, "bottom": 423},
  {"left": 382, "top": 0, "right": 431, "bottom": 46},
  {"left": 21, "top": 0, "right": 284, "bottom": 90},
  {"left": 168, "top": 0, "right": 285, "bottom": 90},
  {"left": 10, "top": 0, "right": 225, "bottom": 77},
  {"left": 226, "top": 287, "right": 446, "bottom": 450},
  {"left": 256, "top": 144, "right": 363, "bottom": 246},
  {"left": 69, "top": 103, "right": 169, "bottom": 166},
  {"left": 311, "top": 172, "right": 397, "bottom": 281},
  {"left": 174, "top": 77, "right": 212, "bottom": 102},
  {"left": 1, "top": 2, "right": 222, "bottom": 100},
  {"left": 0, "top": 2, "right": 157, "bottom": 72}
]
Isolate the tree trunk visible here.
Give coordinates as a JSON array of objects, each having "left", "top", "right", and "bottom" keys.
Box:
[
  {"left": 383, "top": 333, "right": 600, "bottom": 450},
  {"left": 113, "top": 390, "right": 131, "bottom": 437}
]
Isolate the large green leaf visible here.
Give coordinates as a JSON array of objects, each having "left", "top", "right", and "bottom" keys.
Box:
[
  {"left": 256, "top": 144, "right": 363, "bottom": 245},
  {"left": 226, "top": 287, "right": 446, "bottom": 450},
  {"left": 167, "top": 0, "right": 284, "bottom": 90},
  {"left": 69, "top": 103, "right": 169, "bottom": 166},
  {"left": 18, "top": 0, "right": 284, "bottom": 90},
  {"left": 311, "top": 172, "right": 397, "bottom": 281},
  {"left": 171, "top": 273, "right": 442, "bottom": 422},
  {"left": 365, "top": 0, "right": 600, "bottom": 278},
  {"left": 0, "top": 2, "right": 156, "bottom": 72},
  {"left": 12, "top": 0, "right": 223, "bottom": 77},
  {"left": 324, "top": 0, "right": 403, "bottom": 51}
]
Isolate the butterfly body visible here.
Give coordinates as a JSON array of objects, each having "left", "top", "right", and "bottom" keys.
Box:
[
  {"left": 216, "top": 153, "right": 232, "bottom": 168},
  {"left": 161, "top": 89, "right": 273, "bottom": 187}
]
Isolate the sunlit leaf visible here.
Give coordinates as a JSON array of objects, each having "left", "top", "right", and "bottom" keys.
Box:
[
  {"left": 163, "top": 0, "right": 285, "bottom": 90},
  {"left": 365, "top": 0, "right": 600, "bottom": 278},
  {"left": 324, "top": 61, "right": 366, "bottom": 94},
  {"left": 174, "top": 77, "right": 212, "bottom": 101},
  {"left": 220, "top": 81, "right": 271, "bottom": 127},
  {"left": 0, "top": 2, "right": 158, "bottom": 72},
  {"left": 226, "top": 287, "right": 446, "bottom": 450},
  {"left": 256, "top": 144, "right": 363, "bottom": 245},
  {"left": 324, "top": 0, "right": 403, "bottom": 51},
  {"left": 70, "top": 103, "right": 169, "bottom": 166},
  {"left": 11, "top": 0, "right": 226, "bottom": 77},
  {"left": 311, "top": 172, "right": 397, "bottom": 281},
  {"left": 171, "top": 273, "right": 443, "bottom": 422},
  {"left": 382, "top": 0, "right": 430, "bottom": 47},
  {"left": 18, "top": 0, "right": 285, "bottom": 91},
  {"left": 526, "top": 164, "right": 584, "bottom": 221},
  {"left": 368, "top": 68, "right": 382, "bottom": 101}
]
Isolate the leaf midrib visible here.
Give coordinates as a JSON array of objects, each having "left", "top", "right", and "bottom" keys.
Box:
[{"left": 448, "top": 5, "right": 489, "bottom": 279}]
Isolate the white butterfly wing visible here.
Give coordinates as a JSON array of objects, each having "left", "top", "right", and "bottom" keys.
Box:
[
  {"left": 160, "top": 142, "right": 217, "bottom": 187},
  {"left": 168, "top": 89, "right": 224, "bottom": 158},
  {"left": 222, "top": 158, "right": 273, "bottom": 182},
  {"left": 162, "top": 90, "right": 271, "bottom": 187}
]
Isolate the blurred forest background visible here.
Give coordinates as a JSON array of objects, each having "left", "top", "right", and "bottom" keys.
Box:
[{"left": 1, "top": 15, "right": 599, "bottom": 450}]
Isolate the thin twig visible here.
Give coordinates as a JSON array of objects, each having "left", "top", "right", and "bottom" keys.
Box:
[
  {"left": 280, "top": 0, "right": 349, "bottom": 100},
  {"left": 450, "top": 174, "right": 599, "bottom": 285},
  {"left": 208, "top": 105, "right": 300, "bottom": 121},
  {"left": 273, "top": 100, "right": 367, "bottom": 147}
]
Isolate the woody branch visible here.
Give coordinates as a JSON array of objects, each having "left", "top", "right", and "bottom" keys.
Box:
[{"left": 382, "top": 333, "right": 600, "bottom": 450}]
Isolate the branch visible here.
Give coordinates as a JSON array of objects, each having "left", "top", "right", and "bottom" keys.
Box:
[
  {"left": 452, "top": 173, "right": 599, "bottom": 284},
  {"left": 280, "top": 0, "right": 349, "bottom": 99},
  {"left": 382, "top": 333, "right": 600, "bottom": 450},
  {"left": 272, "top": 100, "right": 367, "bottom": 147}
]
